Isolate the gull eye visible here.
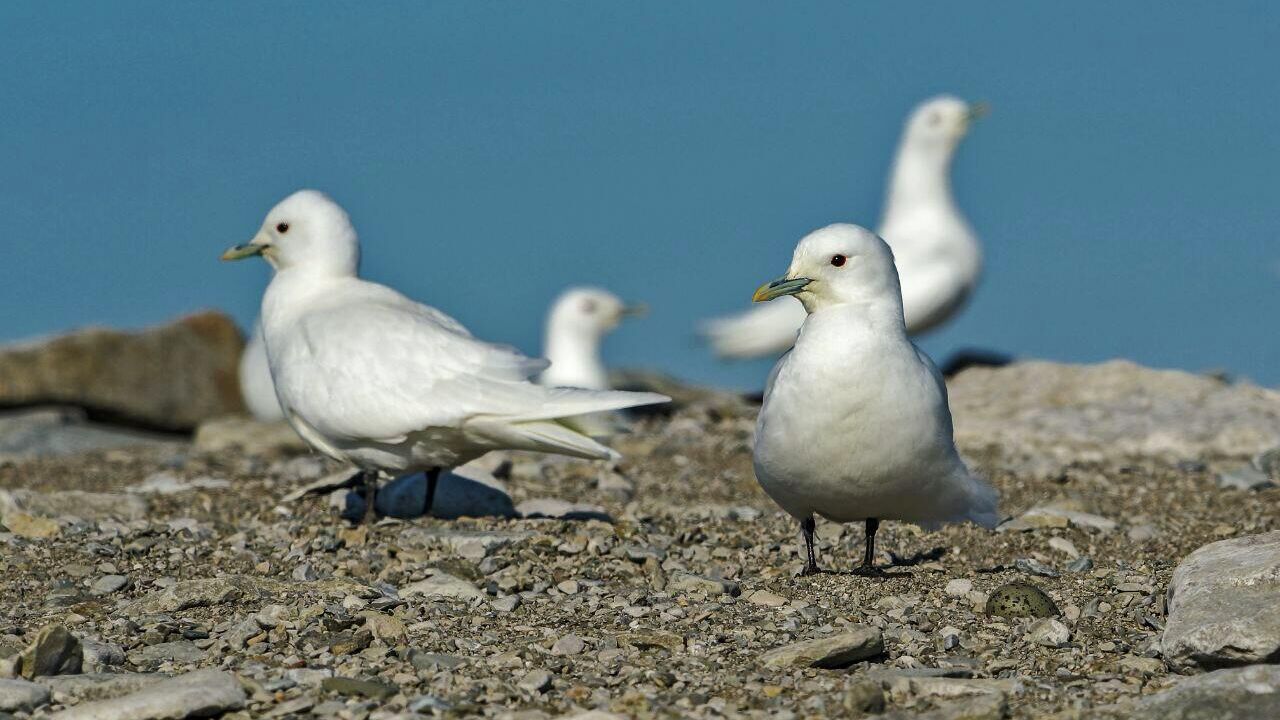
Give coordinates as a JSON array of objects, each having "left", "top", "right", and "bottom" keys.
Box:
[
  {"left": 830, "top": 254, "right": 846, "bottom": 267},
  {"left": 927, "top": 112, "right": 942, "bottom": 126},
  {"left": 580, "top": 299, "right": 597, "bottom": 314},
  {"left": 276, "top": 222, "right": 290, "bottom": 234}
]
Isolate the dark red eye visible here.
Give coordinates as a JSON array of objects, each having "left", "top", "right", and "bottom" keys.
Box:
[
  {"left": 276, "top": 222, "right": 290, "bottom": 233},
  {"left": 580, "top": 299, "right": 597, "bottom": 314},
  {"left": 830, "top": 254, "right": 846, "bottom": 267}
]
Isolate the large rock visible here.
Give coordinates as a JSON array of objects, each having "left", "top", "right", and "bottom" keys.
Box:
[
  {"left": 193, "top": 416, "right": 307, "bottom": 455},
  {"left": 760, "top": 627, "right": 885, "bottom": 669},
  {"left": 949, "top": 360, "right": 1280, "bottom": 473},
  {"left": 1162, "top": 531, "right": 1280, "bottom": 668},
  {"left": 0, "top": 678, "right": 50, "bottom": 713},
  {"left": 1, "top": 489, "right": 147, "bottom": 524},
  {"left": 47, "top": 669, "right": 246, "bottom": 720},
  {"left": 0, "top": 311, "right": 246, "bottom": 431},
  {"left": 1088, "top": 664, "right": 1280, "bottom": 719}
]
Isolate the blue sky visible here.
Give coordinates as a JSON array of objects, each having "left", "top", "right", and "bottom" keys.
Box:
[{"left": 2, "top": 2, "right": 1277, "bottom": 389}]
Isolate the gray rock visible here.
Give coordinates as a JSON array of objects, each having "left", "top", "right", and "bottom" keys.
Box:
[
  {"left": 1162, "top": 531, "right": 1280, "bottom": 668},
  {"left": 47, "top": 668, "right": 246, "bottom": 720},
  {"left": 551, "top": 635, "right": 586, "bottom": 656},
  {"left": 121, "top": 574, "right": 373, "bottom": 615},
  {"left": 127, "top": 472, "right": 231, "bottom": 496},
  {"left": 80, "top": 640, "right": 126, "bottom": 674},
  {"left": 18, "top": 624, "right": 82, "bottom": 679},
  {"left": 518, "top": 669, "right": 553, "bottom": 694},
  {"left": 949, "top": 360, "right": 1280, "bottom": 474},
  {"left": 1089, "top": 664, "right": 1280, "bottom": 719},
  {"left": 0, "top": 408, "right": 181, "bottom": 460},
  {"left": 1014, "top": 557, "right": 1060, "bottom": 577},
  {"left": 40, "top": 673, "right": 164, "bottom": 704},
  {"left": 400, "top": 528, "right": 531, "bottom": 558},
  {"left": 0, "top": 311, "right": 246, "bottom": 432},
  {"left": 1216, "top": 465, "right": 1276, "bottom": 491},
  {"left": 127, "top": 641, "right": 203, "bottom": 669},
  {"left": 320, "top": 676, "right": 397, "bottom": 700},
  {"left": 760, "top": 627, "right": 884, "bottom": 669},
  {"left": 0, "top": 678, "right": 50, "bottom": 713},
  {"left": 879, "top": 694, "right": 1006, "bottom": 720},
  {"left": 880, "top": 674, "right": 1023, "bottom": 705},
  {"left": 667, "top": 571, "right": 741, "bottom": 597},
  {"left": 0, "top": 488, "right": 147, "bottom": 524},
  {"left": 400, "top": 569, "right": 486, "bottom": 601},
  {"left": 90, "top": 575, "right": 129, "bottom": 596},
  {"left": 517, "top": 498, "right": 612, "bottom": 522}
]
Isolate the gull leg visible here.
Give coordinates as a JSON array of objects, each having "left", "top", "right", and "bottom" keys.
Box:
[
  {"left": 362, "top": 470, "right": 379, "bottom": 524},
  {"left": 422, "top": 468, "right": 441, "bottom": 517},
  {"left": 799, "top": 515, "right": 822, "bottom": 576},
  {"left": 853, "top": 518, "right": 885, "bottom": 576}
]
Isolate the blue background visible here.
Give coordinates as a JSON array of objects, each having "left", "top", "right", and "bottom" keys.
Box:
[{"left": 2, "top": 2, "right": 1277, "bottom": 389}]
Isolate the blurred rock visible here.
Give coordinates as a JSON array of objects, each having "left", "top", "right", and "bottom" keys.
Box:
[
  {"left": 0, "top": 408, "right": 180, "bottom": 460},
  {"left": 1, "top": 489, "right": 147, "bottom": 524},
  {"left": 17, "top": 625, "right": 82, "bottom": 679},
  {"left": 950, "top": 360, "right": 1280, "bottom": 474},
  {"left": 48, "top": 668, "right": 246, "bottom": 720},
  {"left": 0, "top": 311, "right": 245, "bottom": 431},
  {"left": 193, "top": 416, "right": 306, "bottom": 455},
  {"left": 760, "top": 627, "right": 884, "bottom": 668},
  {"left": 1162, "top": 531, "right": 1280, "bottom": 668}
]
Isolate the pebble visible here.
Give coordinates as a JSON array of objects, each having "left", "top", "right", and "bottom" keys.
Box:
[
  {"left": 551, "top": 634, "right": 586, "bottom": 656},
  {"left": 319, "top": 676, "right": 397, "bottom": 700},
  {"left": 746, "top": 590, "right": 788, "bottom": 607},
  {"left": 944, "top": 579, "right": 973, "bottom": 597},
  {"left": 518, "top": 669, "right": 554, "bottom": 693},
  {"left": 90, "top": 574, "right": 129, "bottom": 596},
  {"left": 1026, "top": 618, "right": 1071, "bottom": 647},
  {"left": 1047, "top": 537, "right": 1080, "bottom": 558}
]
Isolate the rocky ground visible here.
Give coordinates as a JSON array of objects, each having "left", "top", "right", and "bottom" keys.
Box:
[{"left": 1, "top": 359, "right": 1279, "bottom": 719}]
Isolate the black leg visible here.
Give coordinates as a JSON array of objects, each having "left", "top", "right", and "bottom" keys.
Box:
[
  {"left": 362, "top": 470, "right": 379, "bottom": 524},
  {"left": 799, "top": 516, "right": 822, "bottom": 576},
  {"left": 422, "top": 468, "right": 441, "bottom": 517},
  {"left": 863, "top": 518, "right": 879, "bottom": 568}
]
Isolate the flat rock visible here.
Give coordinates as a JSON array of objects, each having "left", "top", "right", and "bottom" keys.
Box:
[
  {"left": 949, "top": 360, "right": 1280, "bottom": 474},
  {"left": 48, "top": 668, "right": 246, "bottom": 720},
  {"left": 0, "top": 312, "right": 246, "bottom": 432},
  {"left": 1162, "top": 530, "right": 1280, "bottom": 668},
  {"left": 516, "top": 498, "right": 612, "bottom": 522},
  {"left": 0, "top": 678, "right": 50, "bottom": 713},
  {"left": 0, "top": 408, "right": 181, "bottom": 460},
  {"left": 760, "top": 627, "right": 884, "bottom": 669},
  {"left": 127, "top": 641, "right": 203, "bottom": 670},
  {"left": 320, "top": 676, "right": 397, "bottom": 700},
  {"left": 400, "top": 569, "right": 486, "bottom": 601},
  {"left": 1088, "top": 664, "right": 1280, "bottom": 719},
  {"left": 879, "top": 694, "right": 1006, "bottom": 720},
  {"left": 0, "top": 488, "right": 147, "bottom": 523},
  {"left": 193, "top": 415, "right": 307, "bottom": 455},
  {"left": 40, "top": 673, "right": 165, "bottom": 704},
  {"left": 121, "top": 574, "right": 375, "bottom": 616},
  {"left": 667, "top": 571, "right": 741, "bottom": 597},
  {"left": 880, "top": 674, "right": 1024, "bottom": 705}
]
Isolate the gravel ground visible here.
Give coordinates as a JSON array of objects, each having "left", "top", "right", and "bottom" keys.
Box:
[{"left": 1, "top": 389, "right": 1277, "bottom": 719}]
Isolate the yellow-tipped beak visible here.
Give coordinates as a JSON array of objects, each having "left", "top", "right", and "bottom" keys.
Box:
[
  {"left": 753, "top": 276, "right": 812, "bottom": 302},
  {"left": 967, "top": 102, "right": 990, "bottom": 121},
  {"left": 220, "top": 243, "right": 267, "bottom": 261},
  {"left": 620, "top": 303, "right": 649, "bottom": 318}
]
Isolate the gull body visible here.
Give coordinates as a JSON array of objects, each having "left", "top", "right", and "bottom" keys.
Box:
[
  {"left": 539, "top": 287, "right": 641, "bottom": 391},
  {"left": 222, "top": 191, "right": 668, "bottom": 516},
  {"left": 751, "top": 224, "right": 998, "bottom": 574},
  {"left": 704, "top": 95, "right": 984, "bottom": 359},
  {"left": 238, "top": 322, "right": 285, "bottom": 422}
]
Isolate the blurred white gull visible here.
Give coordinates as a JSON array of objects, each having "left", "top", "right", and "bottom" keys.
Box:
[
  {"left": 238, "top": 323, "right": 285, "bottom": 422},
  {"left": 703, "top": 95, "right": 985, "bottom": 359},
  {"left": 222, "top": 190, "right": 668, "bottom": 521},
  {"left": 751, "top": 224, "right": 998, "bottom": 575}
]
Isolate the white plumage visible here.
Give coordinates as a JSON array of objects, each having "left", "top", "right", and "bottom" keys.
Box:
[
  {"left": 539, "top": 287, "right": 640, "bottom": 391},
  {"left": 704, "top": 95, "right": 984, "bottom": 359},
  {"left": 751, "top": 224, "right": 998, "bottom": 575},
  {"left": 238, "top": 322, "right": 285, "bottom": 422},
  {"left": 222, "top": 191, "right": 668, "bottom": 515}
]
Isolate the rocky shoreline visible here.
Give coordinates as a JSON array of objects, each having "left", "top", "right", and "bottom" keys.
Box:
[{"left": 1, "top": 324, "right": 1279, "bottom": 719}]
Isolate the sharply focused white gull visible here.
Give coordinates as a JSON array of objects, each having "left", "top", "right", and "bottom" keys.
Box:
[
  {"left": 539, "top": 287, "right": 644, "bottom": 391},
  {"left": 704, "top": 95, "right": 985, "bottom": 359},
  {"left": 239, "top": 322, "right": 285, "bottom": 422},
  {"left": 222, "top": 190, "right": 669, "bottom": 519},
  {"left": 751, "top": 224, "right": 998, "bottom": 575}
]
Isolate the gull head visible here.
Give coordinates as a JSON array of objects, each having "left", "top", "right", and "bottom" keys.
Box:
[
  {"left": 903, "top": 95, "right": 987, "bottom": 154},
  {"left": 753, "top": 224, "right": 901, "bottom": 314},
  {"left": 222, "top": 190, "right": 359, "bottom": 276},
  {"left": 548, "top": 287, "right": 646, "bottom": 340}
]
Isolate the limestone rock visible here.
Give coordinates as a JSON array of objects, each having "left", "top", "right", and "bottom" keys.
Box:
[
  {"left": 1162, "top": 531, "right": 1280, "bottom": 668},
  {"left": 47, "top": 668, "right": 246, "bottom": 720},
  {"left": 1089, "top": 664, "right": 1280, "bottom": 719},
  {"left": 760, "top": 627, "right": 884, "bottom": 669}
]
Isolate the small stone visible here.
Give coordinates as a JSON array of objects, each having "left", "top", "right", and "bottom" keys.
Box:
[
  {"left": 292, "top": 563, "right": 318, "bottom": 581},
  {"left": 400, "top": 569, "right": 486, "bottom": 601},
  {"left": 89, "top": 575, "right": 129, "bottom": 596},
  {"left": 407, "top": 651, "right": 465, "bottom": 672},
  {"left": 556, "top": 579, "right": 580, "bottom": 595},
  {"left": 760, "top": 627, "right": 885, "bottom": 669},
  {"left": 1127, "top": 524, "right": 1160, "bottom": 542},
  {"left": 1066, "top": 557, "right": 1094, "bottom": 573},
  {"left": 668, "top": 572, "right": 741, "bottom": 597},
  {"left": 552, "top": 635, "right": 586, "bottom": 656},
  {"left": 944, "top": 579, "right": 974, "bottom": 597},
  {"left": 1047, "top": 537, "right": 1080, "bottom": 558},
  {"left": 0, "top": 678, "right": 50, "bottom": 713},
  {"left": 492, "top": 595, "right": 520, "bottom": 612},
  {"left": 1014, "top": 557, "right": 1060, "bottom": 578},
  {"left": 358, "top": 611, "right": 407, "bottom": 644},
  {"left": 4, "top": 512, "right": 60, "bottom": 539},
  {"left": 1025, "top": 618, "right": 1070, "bottom": 647},
  {"left": 747, "top": 590, "right": 788, "bottom": 607},
  {"left": 127, "top": 641, "right": 203, "bottom": 670},
  {"left": 320, "top": 676, "right": 398, "bottom": 700},
  {"left": 518, "top": 668, "right": 553, "bottom": 693},
  {"left": 18, "top": 624, "right": 82, "bottom": 678},
  {"left": 985, "top": 583, "right": 1060, "bottom": 619},
  {"left": 1216, "top": 465, "right": 1275, "bottom": 491}
]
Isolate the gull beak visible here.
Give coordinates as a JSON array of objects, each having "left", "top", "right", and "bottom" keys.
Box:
[
  {"left": 966, "top": 102, "right": 990, "bottom": 122},
  {"left": 620, "top": 304, "right": 649, "bottom": 318},
  {"left": 221, "top": 232, "right": 270, "bottom": 261},
  {"left": 753, "top": 276, "right": 812, "bottom": 303}
]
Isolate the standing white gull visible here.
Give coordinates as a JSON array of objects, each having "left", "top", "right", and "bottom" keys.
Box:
[
  {"left": 221, "top": 190, "right": 668, "bottom": 520},
  {"left": 703, "top": 95, "right": 985, "bottom": 359},
  {"left": 751, "top": 224, "right": 998, "bottom": 575},
  {"left": 539, "top": 287, "right": 645, "bottom": 391}
]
